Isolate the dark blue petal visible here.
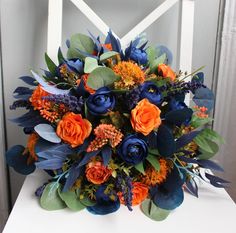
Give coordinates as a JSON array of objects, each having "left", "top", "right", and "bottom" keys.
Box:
[
  {"left": 5, "top": 145, "right": 35, "bottom": 175},
  {"left": 63, "top": 165, "right": 83, "bottom": 192},
  {"left": 19, "top": 76, "right": 37, "bottom": 86},
  {"left": 192, "top": 72, "right": 204, "bottom": 84},
  {"left": 165, "top": 108, "right": 193, "bottom": 126},
  {"left": 193, "top": 87, "right": 214, "bottom": 111},
  {"left": 153, "top": 186, "right": 184, "bottom": 210},
  {"left": 175, "top": 130, "right": 201, "bottom": 151},
  {"left": 156, "top": 125, "right": 176, "bottom": 157},
  {"left": 101, "top": 146, "right": 112, "bottom": 166},
  {"left": 87, "top": 200, "right": 120, "bottom": 215}
]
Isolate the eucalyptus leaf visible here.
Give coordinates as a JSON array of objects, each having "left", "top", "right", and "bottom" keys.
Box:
[
  {"left": 141, "top": 199, "right": 171, "bottom": 221},
  {"left": 87, "top": 67, "right": 120, "bottom": 90},
  {"left": 134, "top": 162, "right": 145, "bottom": 175},
  {"left": 150, "top": 53, "right": 167, "bottom": 73},
  {"left": 84, "top": 57, "right": 99, "bottom": 73},
  {"left": 146, "top": 154, "right": 160, "bottom": 171},
  {"left": 58, "top": 188, "right": 86, "bottom": 211},
  {"left": 67, "top": 33, "right": 95, "bottom": 59},
  {"left": 100, "top": 51, "right": 119, "bottom": 62},
  {"left": 34, "top": 124, "right": 61, "bottom": 143},
  {"left": 146, "top": 46, "right": 156, "bottom": 65},
  {"left": 40, "top": 182, "right": 66, "bottom": 211}
]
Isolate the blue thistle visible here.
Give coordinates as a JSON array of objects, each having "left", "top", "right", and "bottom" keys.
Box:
[{"left": 43, "top": 95, "right": 84, "bottom": 112}]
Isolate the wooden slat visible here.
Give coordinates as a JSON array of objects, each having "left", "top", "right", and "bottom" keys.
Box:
[{"left": 47, "top": 0, "right": 63, "bottom": 62}]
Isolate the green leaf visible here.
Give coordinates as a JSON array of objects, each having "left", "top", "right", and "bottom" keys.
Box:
[
  {"left": 200, "top": 128, "right": 225, "bottom": 144},
  {"left": 57, "top": 48, "right": 65, "bottom": 64},
  {"left": 146, "top": 46, "right": 156, "bottom": 65},
  {"left": 148, "top": 148, "right": 159, "bottom": 155},
  {"left": 40, "top": 182, "right": 66, "bottom": 211},
  {"left": 67, "top": 33, "right": 95, "bottom": 60},
  {"left": 58, "top": 187, "right": 86, "bottom": 211},
  {"left": 150, "top": 53, "right": 167, "bottom": 73},
  {"left": 87, "top": 67, "right": 120, "bottom": 90},
  {"left": 198, "top": 148, "right": 216, "bottom": 160},
  {"left": 141, "top": 199, "right": 171, "bottom": 221},
  {"left": 100, "top": 51, "right": 119, "bottom": 62},
  {"left": 134, "top": 162, "right": 145, "bottom": 175},
  {"left": 84, "top": 57, "right": 99, "bottom": 73},
  {"left": 190, "top": 115, "right": 213, "bottom": 128},
  {"left": 45, "top": 53, "right": 57, "bottom": 76},
  {"left": 146, "top": 154, "right": 160, "bottom": 171},
  {"left": 194, "top": 135, "right": 219, "bottom": 154}
]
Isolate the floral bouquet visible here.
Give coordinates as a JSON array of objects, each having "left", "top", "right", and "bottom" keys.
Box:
[{"left": 5, "top": 31, "right": 228, "bottom": 221}]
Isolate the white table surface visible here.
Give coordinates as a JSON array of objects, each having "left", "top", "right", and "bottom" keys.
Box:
[{"left": 3, "top": 170, "right": 236, "bottom": 233}]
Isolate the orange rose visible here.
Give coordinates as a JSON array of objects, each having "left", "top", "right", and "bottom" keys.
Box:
[
  {"left": 56, "top": 112, "right": 92, "bottom": 148},
  {"left": 118, "top": 182, "right": 149, "bottom": 206},
  {"left": 158, "top": 64, "right": 176, "bottom": 81},
  {"left": 131, "top": 98, "right": 161, "bottom": 136},
  {"left": 86, "top": 161, "right": 112, "bottom": 184}
]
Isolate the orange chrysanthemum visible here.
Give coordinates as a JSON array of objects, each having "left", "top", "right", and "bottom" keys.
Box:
[
  {"left": 87, "top": 124, "right": 123, "bottom": 152},
  {"left": 30, "top": 85, "right": 50, "bottom": 110},
  {"left": 141, "top": 158, "right": 170, "bottom": 186},
  {"left": 23, "top": 133, "right": 39, "bottom": 164},
  {"left": 112, "top": 61, "right": 145, "bottom": 89},
  {"left": 30, "top": 85, "right": 66, "bottom": 123}
]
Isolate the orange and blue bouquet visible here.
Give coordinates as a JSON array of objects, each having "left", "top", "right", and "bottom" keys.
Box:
[{"left": 5, "top": 31, "right": 228, "bottom": 221}]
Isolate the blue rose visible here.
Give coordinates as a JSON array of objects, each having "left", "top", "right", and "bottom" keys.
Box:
[
  {"left": 140, "top": 81, "right": 162, "bottom": 105},
  {"left": 87, "top": 185, "right": 120, "bottom": 215},
  {"left": 86, "top": 87, "right": 115, "bottom": 115},
  {"left": 130, "top": 48, "right": 148, "bottom": 65},
  {"left": 117, "top": 135, "right": 148, "bottom": 165}
]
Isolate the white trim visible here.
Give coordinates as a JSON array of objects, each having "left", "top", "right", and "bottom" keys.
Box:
[
  {"left": 179, "top": 0, "right": 195, "bottom": 104},
  {"left": 47, "top": 0, "right": 63, "bottom": 62},
  {"left": 120, "top": 0, "right": 179, "bottom": 47},
  {"left": 70, "top": 0, "right": 120, "bottom": 40}
]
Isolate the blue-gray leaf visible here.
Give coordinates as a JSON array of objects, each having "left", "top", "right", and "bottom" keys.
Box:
[{"left": 34, "top": 124, "right": 61, "bottom": 143}]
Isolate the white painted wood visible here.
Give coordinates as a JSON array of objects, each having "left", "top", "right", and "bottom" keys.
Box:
[
  {"left": 3, "top": 169, "right": 236, "bottom": 233},
  {"left": 47, "top": 0, "right": 63, "bottom": 62},
  {"left": 120, "top": 0, "right": 179, "bottom": 47},
  {"left": 70, "top": 0, "right": 120, "bottom": 39},
  {"left": 179, "top": 0, "right": 195, "bottom": 104},
  {"left": 0, "top": 59, "right": 9, "bottom": 233}
]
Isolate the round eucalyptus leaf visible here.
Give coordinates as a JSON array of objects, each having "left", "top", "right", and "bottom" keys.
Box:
[
  {"left": 40, "top": 182, "right": 66, "bottom": 211},
  {"left": 141, "top": 199, "right": 171, "bottom": 221},
  {"left": 58, "top": 188, "right": 86, "bottom": 211}
]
